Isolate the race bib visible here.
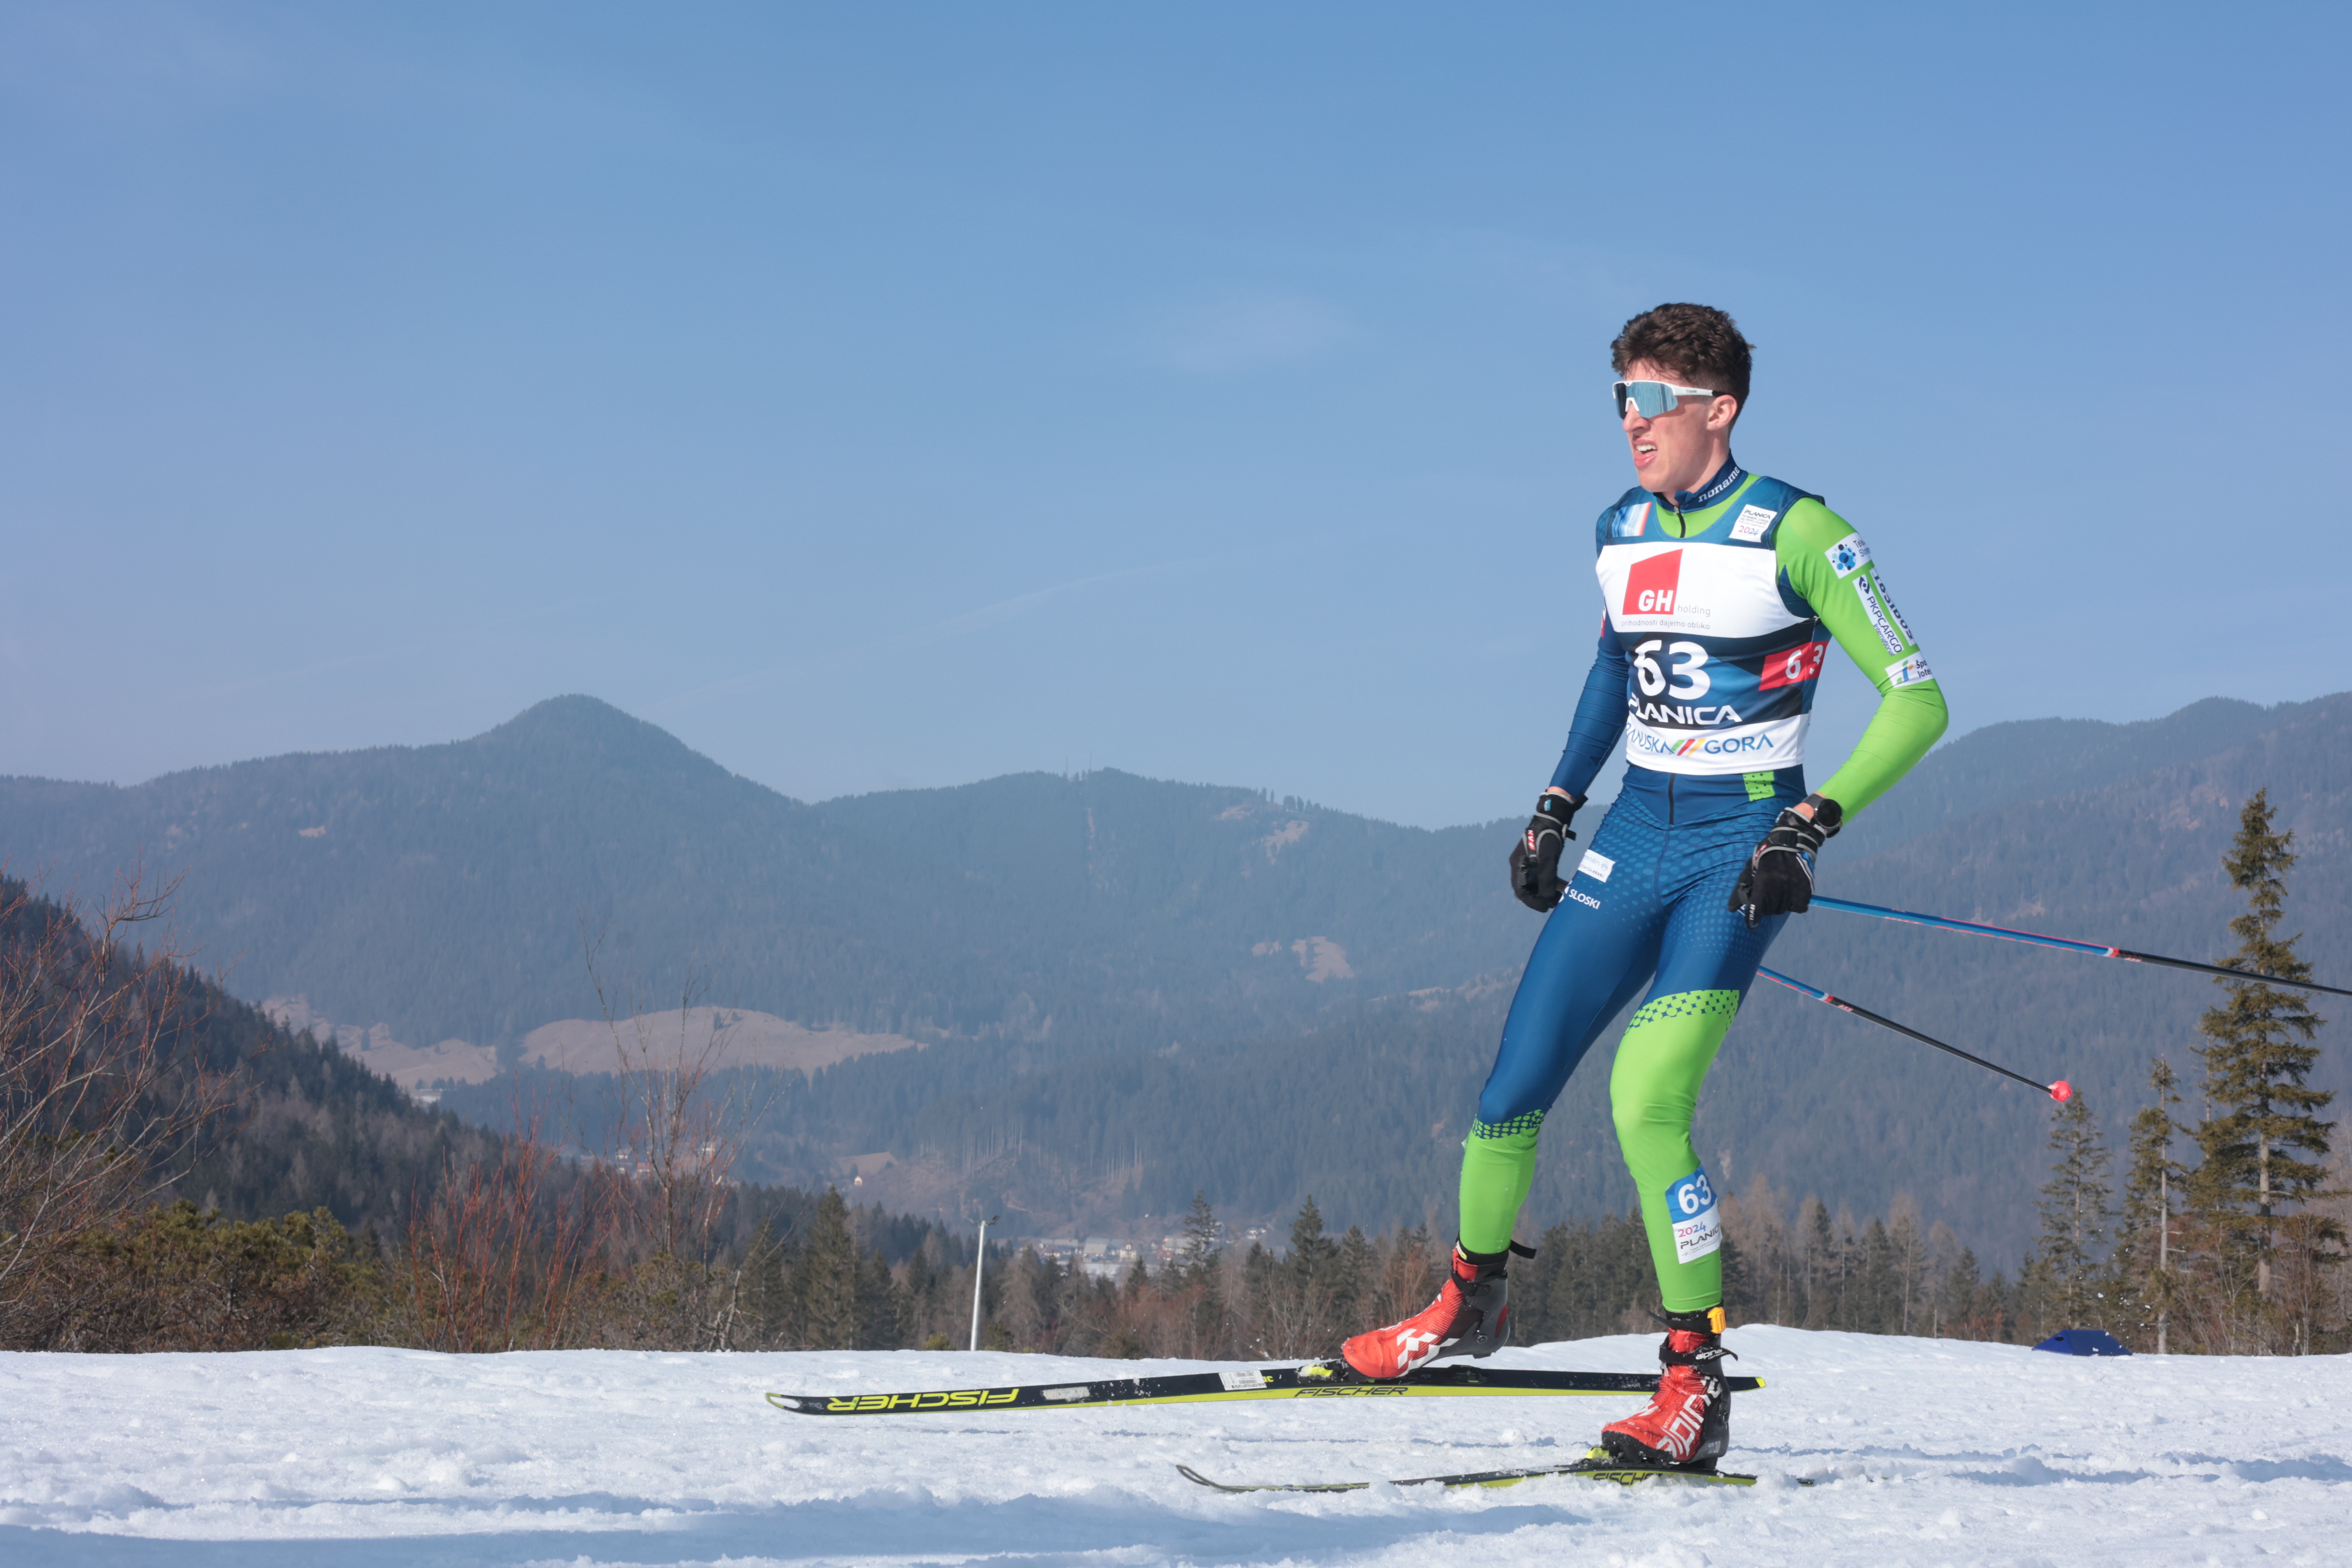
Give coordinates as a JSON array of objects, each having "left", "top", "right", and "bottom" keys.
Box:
[{"left": 1665, "top": 1167, "right": 1722, "bottom": 1265}]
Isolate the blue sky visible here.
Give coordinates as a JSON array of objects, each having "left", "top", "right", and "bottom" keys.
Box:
[{"left": 5, "top": 2, "right": 2346, "bottom": 828}]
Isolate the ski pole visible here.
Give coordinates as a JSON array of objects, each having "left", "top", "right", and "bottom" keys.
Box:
[
  {"left": 1811, "top": 894, "right": 2352, "bottom": 999},
  {"left": 1756, "top": 966, "right": 2071, "bottom": 1102}
]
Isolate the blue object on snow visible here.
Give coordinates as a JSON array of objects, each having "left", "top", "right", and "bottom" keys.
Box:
[{"left": 2032, "top": 1328, "right": 2131, "bottom": 1356}]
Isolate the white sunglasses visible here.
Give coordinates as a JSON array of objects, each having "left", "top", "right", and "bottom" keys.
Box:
[{"left": 1612, "top": 380, "right": 1720, "bottom": 418}]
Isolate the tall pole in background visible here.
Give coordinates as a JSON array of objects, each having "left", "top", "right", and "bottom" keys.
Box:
[{"left": 968, "top": 1213, "right": 1000, "bottom": 1353}]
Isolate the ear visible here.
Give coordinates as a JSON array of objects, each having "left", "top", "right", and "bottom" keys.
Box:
[{"left": 1706, "top": 394, "right": 1740, "bottom": 432}]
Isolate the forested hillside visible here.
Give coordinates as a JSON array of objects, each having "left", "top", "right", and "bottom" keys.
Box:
[
  {"left": 9, "top": 692, "right": 2348, "bottom": 1262},
  {"left": 444, "top": 694, "right": 2348, "bottom": 1262},
  {"left": 0, "top": 697, "right": 1521, "bottom": 1054}
]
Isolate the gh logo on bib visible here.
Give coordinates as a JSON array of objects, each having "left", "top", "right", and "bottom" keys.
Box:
[{"left": 1622, "top": 551, "right": 1682, "bottom": 617}]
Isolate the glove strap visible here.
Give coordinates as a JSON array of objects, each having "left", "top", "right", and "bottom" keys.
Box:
[
  {"left": 1797, "top": 792, "right": 1843, "bottom": 837},
  {"left": 1533, "top": 792, "right": 1584, "bottom": 836}
]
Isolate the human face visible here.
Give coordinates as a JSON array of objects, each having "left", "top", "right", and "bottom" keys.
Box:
[{"left": 1617, "top": 357, "right": 1739, "bottom": 500}]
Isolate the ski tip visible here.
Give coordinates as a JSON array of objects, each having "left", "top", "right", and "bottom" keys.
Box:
[{"left": 763, "top": 1392, "right": 808, "bottom": 1412}]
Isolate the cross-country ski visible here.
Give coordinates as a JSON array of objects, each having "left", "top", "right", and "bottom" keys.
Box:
[
  {"left": 766, "top": 1359, "right": 1767, "bottom": 1414},
  {"left": 1174, "top": 1453, "right": 1803, "bottom": 1491}
]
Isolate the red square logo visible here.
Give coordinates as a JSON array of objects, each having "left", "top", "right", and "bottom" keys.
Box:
[{"left": 1623, "top": 551, "right": 1682, "bottom": 617}]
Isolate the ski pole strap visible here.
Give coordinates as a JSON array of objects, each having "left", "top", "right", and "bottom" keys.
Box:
[{"left": 1810, "top": 894, "right": 2352, "bottom": 998}]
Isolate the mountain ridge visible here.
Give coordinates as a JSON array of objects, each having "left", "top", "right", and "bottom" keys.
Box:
[{"left": 6, "top": 690, "right": 2346, "bottom": 1259}]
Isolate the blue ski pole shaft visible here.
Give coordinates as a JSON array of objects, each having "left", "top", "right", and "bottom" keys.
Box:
[
  {"left": 1810, "top": 894, "right": 2352, "bottom": 999},
  {"left": 1756, "top": 967, "right": 2069, "bottom": 1101}
]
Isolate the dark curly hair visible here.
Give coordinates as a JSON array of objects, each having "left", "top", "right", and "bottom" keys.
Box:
[{"left": 1610, "top": 303, "right": 1753, "bottom": 410}]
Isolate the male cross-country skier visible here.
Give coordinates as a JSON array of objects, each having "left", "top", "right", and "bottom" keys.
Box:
[{"left": 1338, "top": 303, "right": 1949, "bottom": 1470}]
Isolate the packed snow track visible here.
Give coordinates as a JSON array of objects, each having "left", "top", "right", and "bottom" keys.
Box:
[{"left": 2, "top": 1327, "right": 2343, "bottom": 1566}]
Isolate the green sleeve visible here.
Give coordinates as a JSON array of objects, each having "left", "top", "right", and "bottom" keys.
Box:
[{"left": 1775, "top": 498, "right": 1949, "bottom": 817}]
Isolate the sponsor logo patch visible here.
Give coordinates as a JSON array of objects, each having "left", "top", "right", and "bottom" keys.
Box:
[
  {"left": 1824, "top": 533, "right": 1872, "bottom": 578},
  {"left": 1629, "top": 729, "right": 1774, "bottom": 758},
  {"left": 1617, "top": 502, "right": 1651, "bottom": 538},
  {"left": 1885, "top": 653, "right": 1935, "bottom": 687},
  {"left": 1622, "top": 550, "right": 1683, "bottom": 617},
  {"left": 1758, "top": 639, "right": 1829, "bottom": 692},
  {"left": 1576, "top": 848, "right": 1614, "bottom": 883},
  {"left": 1854, "top": 576, "right": 1905, "bottom": 654},
  {"left": 1666, "top": 1167, "right": 1723, "bottom": 1265},
  {"left": 1567, "top": 888, "right": 1601, "bottom": 910},
  {"left": 1878, "top": 576, "right": 1917, "bottom": 644},
  {"left": 1218, "top": 1369, "right": 1268, "bottom": 1392},
  {"left": 1729, "top": 503, "right": 1777, "bottom": 543},
  {"left": 1629, "top": 701, "right": 1746, "bottom": 728}
]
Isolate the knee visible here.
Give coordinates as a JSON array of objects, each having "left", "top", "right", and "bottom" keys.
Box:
[
  {"left": 1476, "top": 1070, "right": 1548, "bottom": 1129},
  {"left": 1609, "top": 1074, "right": 1694, "bottom": 1147},
  {"left": 1608, "top": 1088, "right": 1650, "bottom": 1151}
]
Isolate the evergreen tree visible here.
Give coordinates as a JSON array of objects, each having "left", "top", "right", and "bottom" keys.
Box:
[
  {"left": 1887, "top": 1197, "right": 1933, "bottom": 1336},
  {"left": 1178, "top": 1191, "right": 1225, "bottom": 1355},
  {"left": 798, "top": 1188, "right": 861, "bottom": 1349},
  {"left": 1335, "top": 1225, "right": 1376, "bottom": 1330},
  {"left": 2111, "top": 1057, "right": 2184, "bottom": 1351},
  {"left": 898, "top": 1240, "right": 936, "bottom": 1348},
  {"left": 735, "top": 1216, "right": 792, "bottom": 1349},
  {"left": 1852, "top": 1219, "right": 1898, "bottom": 1333},
  {"left": 1799, "top": 1198, "right": 1837, "bottom": 1328},
  {"left": 1288, "top": 1197, "right": 1337, "bottom": 1281},
  {"left": 1936, "top": 1247, "right": 1981, "bottom": 1338},
  {"left": 855, "top": 1245, "right": 900, "bottom": 1349},
  {"left": 2190, "top": 789, "right": 2339, "bottom": 1318},
  {"left": 1178, "top": 1190, "right": 1221, "bottom": 1284},
  {"left": 2033, "top": 1088, "right": 2113, "bottom": 1328}
]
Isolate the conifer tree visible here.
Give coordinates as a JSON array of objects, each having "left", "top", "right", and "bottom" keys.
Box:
[
  {"left": 1178, "top": 1190, "right": 1225, "bottom": 1355},
  {"left": 1936, "top": 1246, "right": 1981, "bottom": 1338},
  {"left": 798, "top": 1188, "right": 861, "bottom": 1349},
  {"left": 1287, "top": 1196, "right": 1338, "bottom": 1297},
  {"left": 2032, "top": 1087, "right": 2113, "bottom": 1328},
  {"left": 1799, "top": 1199, "right": 1837, "bottom": 1328},
  {"left": 1888, "top": 1196, "right": 1933, "bottom": 1336},
  {"left": 2190, "top": 789, "right": 2337, "bottom": 1318},
  {"left": 2111, "top": 1057, "right": 2183, "bottom": 1351},
  {"left": 1179, "top": 1191, "right": 1221, "bottom": 1285},
  {"left": 855, "top": 1245, "right": 900, "bottom": 1349}
]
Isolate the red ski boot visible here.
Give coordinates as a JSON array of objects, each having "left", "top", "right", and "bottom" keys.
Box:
[
  {"left": 1599, "top": 1306, "right": 1734, "bottom": 1468},
  {"left": 1339, "top": 1241, "right": 1530, "bottom": 1380}
]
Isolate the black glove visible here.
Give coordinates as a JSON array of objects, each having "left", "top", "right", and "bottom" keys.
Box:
[
  {"left": 1728, "top": 793, "right": 1843, "bottom": 928},
  {"left": 1509, "top": 792, "right": 1584, "bottom": 912}
]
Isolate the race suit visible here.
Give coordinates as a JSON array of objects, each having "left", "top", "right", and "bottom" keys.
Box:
[{"left": 1460, "top": 459, "right": 1948, "bottom": 1311}]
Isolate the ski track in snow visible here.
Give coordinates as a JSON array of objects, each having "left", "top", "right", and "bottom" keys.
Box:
[{"left": 0, "top": 1326, "right": 2344, "bottom": 1567}]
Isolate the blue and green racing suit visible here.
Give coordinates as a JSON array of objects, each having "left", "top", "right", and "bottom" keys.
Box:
[{"left": 1460, "top": 459, "right": 1949, "bottom": 1310}]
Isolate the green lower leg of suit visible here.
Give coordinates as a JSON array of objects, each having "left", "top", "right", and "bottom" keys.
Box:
[
  {"left": 1455, "top": 989, "right": 1739, "bottom": 1311},
  {"left": 1608, "top": 989, "right": 1740, "bottom": 1311},
  {"left": 1458, "top": 1113, "right": 1541, "bottom": 1256}
]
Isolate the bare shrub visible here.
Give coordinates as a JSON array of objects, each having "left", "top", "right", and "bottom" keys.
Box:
[{"left": 0, "top": 873, "right": 248, "bottom": 1347}]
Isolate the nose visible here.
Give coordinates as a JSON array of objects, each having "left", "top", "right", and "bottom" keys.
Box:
[{"left": 1621, "top": 402, "right": 1649, "bottom": 434}]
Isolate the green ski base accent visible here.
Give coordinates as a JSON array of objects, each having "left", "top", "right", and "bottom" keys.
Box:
[
  {"left": 1175, "top": 1452, "right": 1813, "bottom": 1492},
  {"left": 766, "top": 1361, "right": 1767, "bottom": 1415}
]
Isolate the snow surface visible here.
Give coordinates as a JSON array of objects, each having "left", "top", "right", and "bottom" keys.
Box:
[{"left": 2, "top": 1326, "right": 2346, "bottom": 1566}]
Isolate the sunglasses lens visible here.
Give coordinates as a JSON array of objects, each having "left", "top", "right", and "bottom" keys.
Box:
[{"left": 1614, "top": 380, "right": 1675, "bottom": 418}]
